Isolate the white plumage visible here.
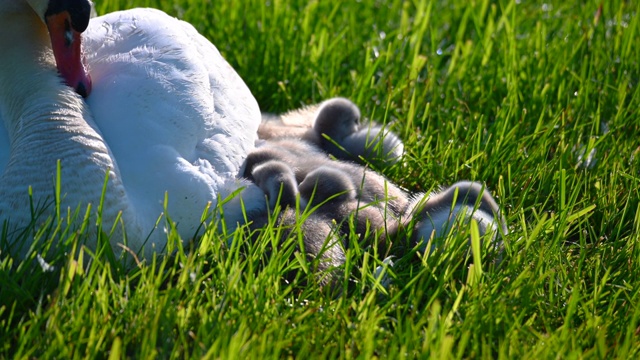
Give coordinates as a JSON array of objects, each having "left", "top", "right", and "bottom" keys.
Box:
[{"left": 0, "top": 2, "right": 265, "bottom": 259}]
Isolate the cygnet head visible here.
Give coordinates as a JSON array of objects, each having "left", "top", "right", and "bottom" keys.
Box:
[
  {"left": 313, "top": 98, "right": 361, "bottom": 142},
  {"left": 299, "top": 166, "right": 356, "bottom": 208},
  {"left": 250, "top": 160, "right": 299, "bottom": 209},
  {"left": 300, "top": 166, "right": 399, "bottom": 252},
  {"left": 243, "top": 146, "right": 286, "bottom": 179}
]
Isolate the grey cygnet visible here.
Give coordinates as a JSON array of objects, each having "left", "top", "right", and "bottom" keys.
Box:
[
  {"left": 245, "top": 138, "right": 409, "bottom": 217},
  {"left": 299, "top": 165, "right": 400, "bottom": 252},
  {"left": 405, "top": 181, "right": 508, "bottom": 256},
  {"left": 245, "top": 139, "right": 408, "bottom": 255},
  {"left": 249, "top": 159, "right": 345, "bottom": 287},
  {"left": 250, "top": 160, "right": 299, "bottom": 209},
  {"left": 312, "top": 98, "right": 404, "bottom": 166},
  {"left": 259, "top": 97, "right": 403, "bottom": 166},
  {"left": 246, "top": 135, "right": 507, "bottom": 277}
]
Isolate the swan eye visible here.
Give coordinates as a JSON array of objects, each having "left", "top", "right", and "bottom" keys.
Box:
[{"left": 64, "top": 21, "right": 73, "bottom": 46}]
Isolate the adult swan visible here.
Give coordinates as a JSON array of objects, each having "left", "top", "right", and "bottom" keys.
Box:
[{"left": 0, "top": 0, "right": 265, "bottom": 259}]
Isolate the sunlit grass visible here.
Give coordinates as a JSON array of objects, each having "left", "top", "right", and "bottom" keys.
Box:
[{"left": 2, "top": 0, "right": 640, "bottom": 357}]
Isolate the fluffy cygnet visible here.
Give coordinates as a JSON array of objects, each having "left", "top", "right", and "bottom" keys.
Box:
[
  {"left": 405, "top": 181, "right": 508, "bottom": 255},
  {"left": 312, "top": 98, "right": 404, "bottom": 166},
  {"left": 250, "top": 160, "right": 299, "bottom": 209},
  {"left": 299, "top": 166, "right": 400, "bottom": 252},
  {"left": 245, "top": 138, "right": 409, "bottom": 216},
  {"left": 259, "top": 97, "right": 404, "bottom": 166},
  {"left": 246, "top": 137, "right": 508, "bottom": 268},
  {"left": 249, "top": 159, "right": 345, "bottom": 287}
]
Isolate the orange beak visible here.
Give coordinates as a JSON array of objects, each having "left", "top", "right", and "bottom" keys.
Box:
[{"left": 45, "top": 11, "right": 92, "bottom": 97}]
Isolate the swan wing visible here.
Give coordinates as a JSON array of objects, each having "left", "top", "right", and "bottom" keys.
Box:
[{"left": 83, "top": 8, "right": 262, "bottom": 236}]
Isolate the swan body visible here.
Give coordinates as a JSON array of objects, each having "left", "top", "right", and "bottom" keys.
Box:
[
  {"left": 82, "top": 8, "right": 264, "bottom": 240},
  {"left": 0, "top": 1, "right": 264, "bottom": 259}
]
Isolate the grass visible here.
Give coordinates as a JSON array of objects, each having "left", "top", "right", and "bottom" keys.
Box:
[{"left": 2, "top": 0, "right": 640, "bottom": 357}]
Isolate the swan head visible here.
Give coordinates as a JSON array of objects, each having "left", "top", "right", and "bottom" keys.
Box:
[{"left": 26, "top": 0, "right": 92, "bottom": 97}]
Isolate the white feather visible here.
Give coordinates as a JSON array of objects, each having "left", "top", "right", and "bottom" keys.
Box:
[{"left": 0, "top": 3, "right": 265, "bottom": 259}]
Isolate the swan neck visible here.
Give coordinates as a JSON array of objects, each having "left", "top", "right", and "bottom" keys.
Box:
[{"left": 0, "top": 9, "right": 89, "bottom": 139}]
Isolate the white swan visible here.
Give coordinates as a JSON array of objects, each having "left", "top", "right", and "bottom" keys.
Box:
[{"left": 0, "top": 0, "right": 265, "bottom": 259}]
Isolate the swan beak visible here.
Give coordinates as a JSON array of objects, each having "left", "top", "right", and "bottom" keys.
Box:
[{"left": 45, "top": 11, "right": 92, "bottom": 97}]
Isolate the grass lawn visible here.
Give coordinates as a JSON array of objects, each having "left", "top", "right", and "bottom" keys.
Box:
[{"left": 2, "top": 0, "right": 640, "bottom": 358}]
